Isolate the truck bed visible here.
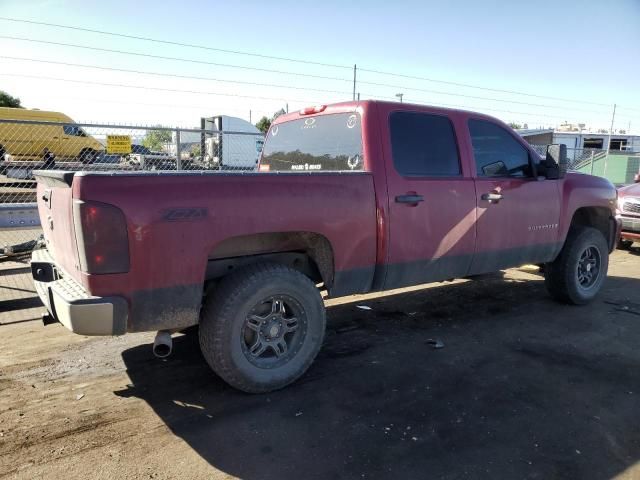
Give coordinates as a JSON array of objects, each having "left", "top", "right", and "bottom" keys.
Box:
[{"left": 35, "top": 170, "right": 378, "bottom": 332}]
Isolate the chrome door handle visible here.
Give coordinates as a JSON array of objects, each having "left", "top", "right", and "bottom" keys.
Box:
[
  {"left": 395, "top": 194, "right": 424, "bottom": 204},
  {"left": 481, "top": 192, "right": 503, "bottom": 203}
]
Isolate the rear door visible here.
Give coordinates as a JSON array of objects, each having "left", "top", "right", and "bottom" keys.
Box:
[
  {"left": 382, "top": 107, "right": 477, "bottom": 289},
  {"left": 467, "top": 118, "right": 561, "bottom": 274}
]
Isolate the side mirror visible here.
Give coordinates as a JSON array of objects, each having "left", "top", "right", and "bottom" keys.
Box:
[
  {"left": 482, "top": 160, "right": 508, "bottom": 177},
  {"left": 539, "top": 144, "right": 567, "bottom": 179}
]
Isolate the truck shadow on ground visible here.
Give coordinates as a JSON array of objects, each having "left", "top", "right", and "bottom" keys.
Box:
[{"left": 117, "top": 272, "right": 640, "bottom": 480}]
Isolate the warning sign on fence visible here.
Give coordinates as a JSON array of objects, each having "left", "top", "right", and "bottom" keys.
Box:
[{"left": 106, "top": 135, "right": 132, "bottom": 154}]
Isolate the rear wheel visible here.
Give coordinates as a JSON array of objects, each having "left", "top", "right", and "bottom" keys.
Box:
[
  {"left": 544, "top": 226, "right": 609, "bottom": 305},
  {"left": 199, "top": 263, "right": 326, "bottom": 393}
]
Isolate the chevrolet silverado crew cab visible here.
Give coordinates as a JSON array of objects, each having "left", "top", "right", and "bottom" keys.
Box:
[{"left": 31, "top": 101, "right": 620, "bottom": 393}]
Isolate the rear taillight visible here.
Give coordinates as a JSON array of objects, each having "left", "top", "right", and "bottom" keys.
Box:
[{"left": 73, "top": 200, "right": 130, "bottom": 274}]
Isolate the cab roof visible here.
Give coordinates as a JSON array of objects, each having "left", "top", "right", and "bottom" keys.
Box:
[{"left": 272, "top": 100, "right": 501, "bottom": 126}]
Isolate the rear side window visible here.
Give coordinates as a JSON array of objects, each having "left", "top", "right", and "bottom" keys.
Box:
[
  {"left": 389, "top": 111, "right": 460, "bottom": 176},
  {"left": 469, "top": 119, "right": 530, "bottom": 177},
  {"left": 261, "top": 113, "right": 363, "bottom": 172}
]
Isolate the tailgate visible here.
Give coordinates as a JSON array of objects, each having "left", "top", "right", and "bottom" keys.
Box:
[{"left": 34, "top": 171, "right": 82, "bottom": 283}]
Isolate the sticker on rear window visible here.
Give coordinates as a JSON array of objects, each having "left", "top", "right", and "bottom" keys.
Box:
[{"left": 261, "top": 112, "right": 363, "bottom": 172}]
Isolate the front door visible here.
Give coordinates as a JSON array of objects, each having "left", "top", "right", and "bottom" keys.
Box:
[
  {"left": 466, "top": 118, "right": 561, "bottom": 274},
  {"left": 382, "top": 108, "right": 477, "bottom": 289}
]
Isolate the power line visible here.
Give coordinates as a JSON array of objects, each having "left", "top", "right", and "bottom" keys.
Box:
[
  {"left": 0, "top": 56, "right": 354, "bottom": 96},
  {"left": 1, "top": 55, "right": 616, "bottom": 117},
  {"left": 364, "top": 95, "right": 615, "bottom": 123},
  {"left": 361, "top": 91, "right": 621, "bottom": 122},
  {"left": 25, "top": 94, "right": 273, "bottom": 119},
  {"left": 617, "top": 105, "right": 640, "bottom": 113},
  {"left": 0, "top": 73, "right": 322, "bottom": 104},
  {"left": 1, "top": 18, "right": 637, "bottom": 113},
  {"left": 0, "top": 35, "right": 352, "bottom": 83},
  {"left": 0, "top": 71, "right": 619, "bottom": 125},
  {"left": 0, "top": 16, "right": 352, "bottom": 70},
  {"left": 0, "top": 71, "right": 624, "bottom": 126},
  {"left": 358, "top": 67, "right": 614, "bottom": 107},
  {"left": 2, "top": 71, "right": 620, "bottom": 127},
  {"left": 357, "top": 78, "right": 611, "bottom": 115}
]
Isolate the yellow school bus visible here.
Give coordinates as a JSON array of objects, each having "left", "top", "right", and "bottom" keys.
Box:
[{"left": 0, "top": 107, "right": 103, "bottom": 163}]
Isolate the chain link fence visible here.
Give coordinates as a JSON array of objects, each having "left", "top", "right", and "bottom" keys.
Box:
[
  {"left": 0, "top": 118, "right": 264, "bottom": 262},
  {"left": 531, "top": 145, "right": 608, "bottom": 173},
  {"left": 532, "top": 144, "right": 640, "bottom": 184}
]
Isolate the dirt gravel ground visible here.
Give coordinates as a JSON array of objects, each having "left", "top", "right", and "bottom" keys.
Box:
[{"left": 2, "top": 250, "right": 640, "bottom": 480}]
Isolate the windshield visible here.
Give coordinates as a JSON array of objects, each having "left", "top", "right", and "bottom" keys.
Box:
[{"left": 261, "top": 112, "right": 363, "bottom": 172}]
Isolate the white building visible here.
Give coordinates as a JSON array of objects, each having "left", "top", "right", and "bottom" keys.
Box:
[{"left": 553, "top": 132, "right": 640, "bottom": 152}]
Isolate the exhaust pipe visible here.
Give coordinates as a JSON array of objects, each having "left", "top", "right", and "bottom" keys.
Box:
[{"left": 153, "top": 330, "right": 173, "bottom": 358}]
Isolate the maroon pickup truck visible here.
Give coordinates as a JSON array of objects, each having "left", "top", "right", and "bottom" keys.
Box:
[
  {"left": 32, "top": 101, "right": 620, "bottom": 393},
  {"left": 617, "top": 181, "right": 640, "bottom": 248}
]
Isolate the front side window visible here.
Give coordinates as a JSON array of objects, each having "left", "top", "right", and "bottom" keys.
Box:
[
  {"left": 389, "top": 111, "right": 460, "bottom": 176},
  {"left": 469, "top": 119, "right": 531, "bottom": 178},
  {"left": 63, "top": 125, "right": 86, "bottom": 137},
  {"left": 261, "top": 113, "right": 363, "bottom": 172}
]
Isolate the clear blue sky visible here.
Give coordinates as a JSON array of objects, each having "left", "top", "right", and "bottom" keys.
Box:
[{"left": 0, "top": 0, "right": 638, "bottom": 130}]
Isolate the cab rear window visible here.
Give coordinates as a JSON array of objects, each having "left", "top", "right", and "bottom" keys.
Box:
[{"left": 261, "top": 113, "right": 363, "bottom": 172}]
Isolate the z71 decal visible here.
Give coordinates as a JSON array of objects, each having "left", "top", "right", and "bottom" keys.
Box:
[{"left": 162, "top": 208, "right": 208, "bottom": 222}]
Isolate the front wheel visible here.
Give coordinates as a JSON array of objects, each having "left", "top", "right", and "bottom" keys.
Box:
[
  {"left": 199, "top": 263, "right": 326, "bottom": 393},
  {"left": 544, "top": 226, "right": 609, "bottom": 305}
]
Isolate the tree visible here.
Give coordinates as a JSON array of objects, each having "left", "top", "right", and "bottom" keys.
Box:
[
  {"left": 508, "top": 122, "right": 522, "bottom": 130},
  {"left": 142, "top": 127, "right": 172, "bottom": 151},
  {"left": 189, "top": 143, "right": 201, "bottom": 158},
  {"left": 255, "top": 108, "right": 288, "bottom": 133},
  {"left": 0, "top": 90, "right": 23, "bottom": 108},
  {"left": 255, "top": 116, "right": 271, "bottom": 133},
  {"left": 272, "top": 108, "right": 286, "bottom": 120}
]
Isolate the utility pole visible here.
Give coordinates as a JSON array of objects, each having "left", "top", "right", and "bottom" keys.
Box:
[
  {"left": 352, "top": 64, "right": 357, "bottom": 101},
  {"left": 603, "top": 103, "right": 616, "bottom": 177},
  {"left": 175, "top": 128, "right": 182, "bottom": 170},
  {"left": 395, "top": 93, "right": 404, "bottom": 103},
  {"left": 249, "top": 110, "right": 252, "bottom": 124},
  {"left": 286, "top": 103, "right": 289, "bottom": 114}
]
